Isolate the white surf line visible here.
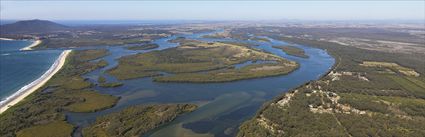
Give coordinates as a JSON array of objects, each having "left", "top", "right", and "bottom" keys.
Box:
[
  {"left": 0, "top": 50, "right": 72, "bottom": 114},
  {"left": 0, "top": 38, "right": 15, "bottom": 41},
  {"left": 20, "top": 40, "right": 42, "bottom": 51}
]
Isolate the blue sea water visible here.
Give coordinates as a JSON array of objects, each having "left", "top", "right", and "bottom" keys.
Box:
[{"left": 0, "top": 40, "right": 62, "bottom": 101}]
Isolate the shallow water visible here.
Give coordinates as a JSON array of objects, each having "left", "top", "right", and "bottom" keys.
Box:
[
  {"left": 0, "top": 40, "right": 62, "bottom": 101},
  {"left": 66, "top": 31, "right": 335, "bottom": 137}
]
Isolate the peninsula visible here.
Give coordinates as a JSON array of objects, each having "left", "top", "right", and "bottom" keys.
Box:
[{"left": 20, "top": 40, "right": 42, "bottom": 51}]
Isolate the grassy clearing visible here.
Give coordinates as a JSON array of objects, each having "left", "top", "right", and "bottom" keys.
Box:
[
  {"left": 16, "top": 121, "right": 74, "bottom": 137},
  {"left": 361, "top": 61, "right": 420, "bottom": 77},
  {"left": 82, "top": 104, "right": 197, "bottom": 137},
  {"left": 386, "top": 75, "right": 425, "bottom": 98},
  {"left": 108, "top": 39, "right": 297, "bottom": 82},
  {"left": 405, "top": 76, "right": 425, "bottom": 89},
  {"left": 272, "top": 45, "right": 309, "bottom": 58}
]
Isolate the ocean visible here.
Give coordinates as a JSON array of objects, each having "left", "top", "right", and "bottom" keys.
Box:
[{"left": 0, "top": 40, "right": 62, "bottom": 101}]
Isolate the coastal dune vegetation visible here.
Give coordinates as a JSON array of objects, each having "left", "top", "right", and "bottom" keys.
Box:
[
  {"left": 0, "top": 49, "right": 117, "bottom": 137},
  {"left": 108, "top": 38, "right": 298, "bottom": 82}
]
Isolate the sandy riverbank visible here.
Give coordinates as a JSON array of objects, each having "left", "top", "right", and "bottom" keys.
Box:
[
  {"left": 20, "top": 40, "right": 42, "bottom": 51},
  {"left": 0, "top": 50, "right": 72, "bottom": 114}
]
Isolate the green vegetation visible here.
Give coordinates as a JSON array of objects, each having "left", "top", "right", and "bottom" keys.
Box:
[
  {"left": 74, "top": 49, "right": 110, "bottom": 61},
  {"left": 126, "top": 43, "right": 159, "bottom": 50},
  {"left": 99, "top": 82, "right": 124, "bottom": 88},
  {"left": 98, "top": 76, "right": 106, "bottom": 83},
  {"left": 251, "top": 37, "right": 271, "bottom": 42},
  {"left": 238, "top": 88, "right": 348, "bottom": 137},
  {"left": 236, "top": 27, "right": 425, "bottom": 137},
  {"left": 272, "top": 45, "right": 309, "bottom": 58},
  {"left": 82, "top": 104, "right": 197, "bottom": 137},
  {"left": 16, "top": 121, "right": 74, "bottom": 137},
  {"left": 97, "top": 75, "right": 124, "bottom": 88},
  {"left": 154, "top": 63, "right": 297, "bottom": 83},
  {"left": 361, "top": 61, "right": 420, "bottom": 77},
  {"left": 219, "top": 41, "right": 257, "bottom": 47},
  {"left": 0, "top": 49, "right": 118, "bottom": 137},
  {"left": 108, "top": 39, "right": 298, "bottom": 82},
  {"left": 65, "top": 90, "right": 118, "bottom": 112}
]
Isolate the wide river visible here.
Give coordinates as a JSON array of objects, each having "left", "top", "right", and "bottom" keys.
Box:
[
  {"left": 2, "top": 30, "right": 334, "bottom": 137},
  {"left": 64, "top": 30, "right": 335, "bottom": 137}
]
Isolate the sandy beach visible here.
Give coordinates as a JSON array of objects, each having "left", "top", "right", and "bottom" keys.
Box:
[
  {"left": 20, "top": 40, "right": 42, "bottom": 51},
  {"left": 0, "top": 50, "right": 72, "bottom": 114},
  {"left": 0, "top": 38, "right": 14, "bottom": 41}
]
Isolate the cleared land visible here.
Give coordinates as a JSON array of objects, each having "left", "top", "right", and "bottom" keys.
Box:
[
  {"left": 0, "top": 49, "right": 117, "bottom": 137},
  {"left": 108, "top": 38, "right": 298, "bottom": 82},
  {"left": 272, "top": 45, "right": 309, "bottom": 58},
  {"left": 83, "top": 104, "right": 197, "bottom": 137}
]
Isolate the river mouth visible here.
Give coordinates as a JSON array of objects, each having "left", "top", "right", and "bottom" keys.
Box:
[{"left": 66, "top": 30, "right": 335, "bottom": 137}]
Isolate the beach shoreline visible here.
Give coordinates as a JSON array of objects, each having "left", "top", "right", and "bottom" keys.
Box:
[
  {"left": 0, "top": 38, "right": 15, "bottom": 41},
  {"left": 20, "top": 40, "right": 42, "bottom": 51},
  {"left": 0, "top": 50, "right": 72, "bottom": 114}
]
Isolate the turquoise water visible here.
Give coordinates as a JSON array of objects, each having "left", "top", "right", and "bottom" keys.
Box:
[{"left": 0, "top": 40, "right": 62, "bottom": 102}]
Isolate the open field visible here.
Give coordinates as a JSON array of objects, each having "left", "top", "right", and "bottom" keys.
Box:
[
  {"left": 108, "top": 38, "right": 298, "bottom": 82},
  {"left": 360, "top": 61, "right": 420, "bottom": 77},
  {"left": 83, "top": 104, "right": 197, "bottom": 137},
  {"left": 0, "top": 49, "right": 117, "bottom": 137}
]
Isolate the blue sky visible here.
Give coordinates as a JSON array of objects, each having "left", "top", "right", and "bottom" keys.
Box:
[{"left": 1, "top": 1, "right": 424, "bottom": 21}]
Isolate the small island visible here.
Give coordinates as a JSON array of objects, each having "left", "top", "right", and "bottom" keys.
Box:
[
  {"left": 97, "top": 76, "right": 124, "bottom": 88},
  {"left": 273, "top": 45, "right": 309, "bottom": 58},
  {"left": 108, "top": 38, "right": 298, "bottom": 82},
  {"left": 126, "top": 43, "right": 159, "bottom": 50}
]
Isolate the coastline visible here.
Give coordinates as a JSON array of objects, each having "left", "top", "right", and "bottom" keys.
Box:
[
  {"left": 20, "top": 40, "right": 42, "bottom": 51},
  {"left": 0, "top": 38, "right": 15, "bottom": 41},
  {"left": 0, "top": 50, "right": 72, "bottom": 114}
]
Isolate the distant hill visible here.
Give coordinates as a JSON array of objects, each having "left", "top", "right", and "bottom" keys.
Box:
[{"left": 0, "top": 19, "right": 70, "bottom": 34}]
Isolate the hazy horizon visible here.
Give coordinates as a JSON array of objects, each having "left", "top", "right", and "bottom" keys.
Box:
[{"left": 1, "top": 1, "right": 424, "bottom": 21}]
